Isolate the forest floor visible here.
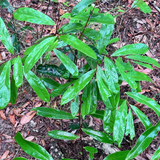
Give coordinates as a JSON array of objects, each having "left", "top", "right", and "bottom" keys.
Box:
[{"left": 0, "top": 0, "right": 160, "bottom": 159}]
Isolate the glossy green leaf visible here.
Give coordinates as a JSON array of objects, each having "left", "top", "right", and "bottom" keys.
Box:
[
  {"left": 23, "top": 44, "right": 37, "bottom": 56},
  {"left": 59, "top": 35, "right": 97, "bottom": 59},
  {"left": 125, "top": 109, "right": 135, "bottom": 140},
  {"left": 13, "top": 158, "right": 28, "bottom": 160},
  {"left": 60, "top": 23, "right": 83, "bottom": 33},
  {"left": 14, "top": 7, "right": 55, "bottom": 25},
  {"left": 41, "top": 77, "right": 60, "bottom": 90},
  {"left": 12, "top": 33, "right": 21, "bottom": 54},
  {"left": 96, "top": 66, "right": 111, "bottom": 102},
  {"left": 130, "top": 104, "right": 152, "bottom": 129},
  {"left": 46, "top": 40, "right": 58, "bottom": 52},
  {"left": 104, "top": 150, "right": 130, "bottom": 160},
  {"left": 0, "top": 61, "right": 11, "bottom": 109},
  {"left": 104, "top": 57, "right": 118, "bottom": 93},
  {"left": 10, "top": 75, "right": 18, "bottom": 104},
  {"left": 132, "top": 0, "right": 151, "bottom": 14},
  {"left": 90, "top": 110, "right": 104, "bottom": 120},
  {"left": 71, "top": 94, "right": 79, "bottom": 117},
  {"left": 24, "top": 70, "right": 50, "bottom": 102},
  {"left": 61, "top": 159, "right": 75, "bottom": 160},
  {"left": 151, "top": 146, "right": 160, "bottom": 160},
  {"left": 71, "top": 0, "right": 96, "bottom": 16},
  {"left": 82, "top": 128, "right": 113, "bottom": 144},
  {"left": 132, "top": 61, "right": 153, "bottom": 70},
  {"left": 81, "top": 83, "right": 91, "bottom": 119},
  {"left": 112, "top": 43, "right": 148, "bottom": 56},
  {"left": 32, "top": 107, "right": 75, "bottom": 119},
  {"left": 0, "top": 0, "right": 14, "bottom": 13},
  {"left": 89, "top": 78, "right": 97, "bottom": 114},
  {"left": 108, "top": 38, "right": 119, "bottom": 45},
  {"left": 115, "top": 60, "right": 137, "bottom": 89},
  {"left": 126, "top": 121, "right": 160, "bottom": 160},
  {"left": 113, "top": 100, "right": 127, "bottom": 147},
  {"left": 0, "top": 17, "right": 14, "bottom": 54},
  {"left": 97, "top": 24, "right": 114, "bottom": 54},
  {"left": 103, "top": 108, "right": 116, "bottom": 133},
  {"left": 126, "top": 55, "right": 160, "bottom": 68},
  {"left": 13, "top": 56, "right": 23, "bottom": 88},
  {"left": 48, "top": 130, "right": 79, "bottom": 140},
  {"left": 24, "top": 37, "right": 56, "bottom": 73},
  {"left": 127, "top": 92, "right": 160, "bottom": 117},
  {"left": 54, "top": 49, "right": 79, "bottom": 76},
  {"left": 84, "top": 146, "right": 98, "bottom": 153},
  {"left": 83, "top": 28, "right": 101, "bottom": 40},
  {"left": 61, "top": 69, "right": 95, "bottom": 105},
  {"left": 15, "top": 132, "right": 54, "bottom": 160}
]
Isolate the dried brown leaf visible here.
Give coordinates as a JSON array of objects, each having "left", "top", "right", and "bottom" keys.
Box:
[
  {"left": 20, "top": 111, "right": 36, "bottom": 125},
  {"left": 0, "top": 110, "right": 7, "bottom": 120}
]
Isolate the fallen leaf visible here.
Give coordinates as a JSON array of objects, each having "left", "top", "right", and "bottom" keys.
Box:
[
  {"left": 2, "top": 134, "right": 11, "bottom": 139},
  {"left": 25, "top": 0, "right": 31, "bottom": 5},
  {"left": 22, "top": 101, "right": 30, "bottom": 108},
  {"left": 13, "top": 108, "right": 22, "bottom": 117},
  {"left": 9, "top": 114, "right": 16, "bottom": 125},
  {"left": 59, "top": 9, "right": 65, "bottom": 15},
  {"left": 20, "top": 111, "right": 36, "bottom": 125},
  {"left": 0, "top": 110, "right": 7, "bottom": 120},
  {"left": 25, "top": 136, "right": 35, "bottom": 141},
  {"left": 0, "top": 150, "right": 9, "bottom": 159},
  {"left": 57, "top": 0, "right": 66, "bottom": 2}
]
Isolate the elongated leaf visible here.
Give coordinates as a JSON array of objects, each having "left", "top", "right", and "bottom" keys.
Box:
[
  {"left": 108, "top": 38, "right": 119, "bottom": 45},
  {"left": 48, "top": 130, "right": 79, "bottom": 140},
  {"left": 90, "top": 110, "right": 104, "bottom": 120},
  {"left": 0, "top": 61, "right": 11, "bottom": 109},
  {"left": 0, "top": 0, "right": 14, "bottom": 13},
  {"left": 126, "top": 55, "right": 160, "bottom": 68},
  {"left": 14, "top": 7, "right": 55, "bottom": 25},
  {"left": 24, "top": 37, "right": 56, "bottom": 72},
  {"left": 54, "top": 49, "right": 78, "bottom": 76},
  {"left": 60, "top": 23, "right": 83, "bottom": 33},
  {"left": 130, "top": 104, "right": 152, "bottom": 129},
  {"left": 13, "top": 56, "right": 23, "bottom": 87},
  {"left": 13, "top": 158, "right": 28, "bottom": 160},
  {"left": 32, "top": 107, "right": 75, "bottom": 119},
  {"left": 24, "top": 70, "right": 50, "bottom": 102},
  {"left": 71, "top": 94, "right": 79, "bottom": 117},
  {"left": 81, "top": 83, "right": 91, "bottom": 119},
  {"left": 82, "top": 128, "right": 113, "bottom": 144},
  {"left": 61, "top": 69, "right": 95, "bottom": 105},
  {"left": 71, "top": 0, "right": 96, "bottom": 16},
  {"left": 23, "top": 44, "right": 37, "bottom": 56},
  {"left": 12, "top": 33, "right": 20, "bottom": 54},
  {"left": 46, "top": 40, "right": 58, "bottom": 52},
  {"left": 132, "top": 61, "right": 153, "bottom": 70},
  {"left": 0, "top": 17, "right": 14, "bottom": 54},
  {"left": 59, "top": 35, "right": 97, "bottom": 59},
  {"left": 127, "top": 92, "right": 160, "bottom": 117},
  {"left": 113, "top": 100, "right": 127, "bottom": 147},
  {"left": 83, "top": 28, "right": 101, "bottom": 40},
  {"left": 151, "top": 146, "right": 160, "bottom": 160},
  {"left": 115, "top": 60, "right": 137, "bottom": 89},
  {"left": 10, "top": 75, "right": 17, "bottom": 104},
  {"left": 112, "top": 43, "right": 148, "bottom": 56},
  {"left": 15, "top": 132, "right": 54, "bottom": 160},
  {"left": 104, "top": 150, "right": 130, "bottom": 160},
  {"left": 84, "top": 146, "right": 98, "bottom": 153},
  {"left": 97, "top": 24, "right": 114, "bottom": 54},
  {"left": 125, "top": 109, "right": 135, "bottom": 140},
  {"left": 126, "top": 121, "right": 160, "bottom": 160}
]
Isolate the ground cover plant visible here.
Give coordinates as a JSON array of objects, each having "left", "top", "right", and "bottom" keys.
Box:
[{"left": 0, "top": 0, "right": 160, "bottom": 159}]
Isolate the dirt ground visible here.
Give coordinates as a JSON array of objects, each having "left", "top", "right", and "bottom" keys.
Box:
[{"left": 0, "top": 0, "right": 160, "bottom": 159}]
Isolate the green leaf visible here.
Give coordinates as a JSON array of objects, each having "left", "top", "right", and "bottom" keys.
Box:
[
  {"left": 104, "top": 57, "right": 118, "bottom": 93},
  {"left": 125, "top": 109, "right": 135, "bottom": 140},
  {"left": 0, "top": 0, "right": 14, "bottom": 13},
  {"left": 151, "top": 146, "right": 160, "bottom": 160},
  {"left": 82, "top": 128, "right": 113, "bottom": 144},
  {"left": 132, "top": 61, "right": 153, "bottom": 70},
  {"left": 59, "top": 35, "right": 97, "bottom": 59},
  {"left": 0, "top": 17, "right": 14, "bottom": 54},
  {"left": 24, "top": 70, "right": 50, "bottom": 102},
  {"left": 115, "top": 60, "right": 137, "bottom": 89},
  {"left": 24, "top": 37, "right": 56, "bottom": 73},
  {"left": 83, "top": 28, "right": 101, "bottom": 40},
  {"left": 41, "top": 77, "right": 60, "bottom": 90},
  {"left": 13, "top": 158, "right": 28, "bottom": 160},
  {"left": 54, "top": 49, "right": 79, "bottom": 76},
  {"left": 60, "top": 23, "right": 83, "bottom": 33},
  {"left": 14, "top": 7, "right": 55, "bottom": 25},
  {"left": 46, "top": 40, "right": 58, "bottom": 52},
  {"left": 96, "top": 66, "right": 111, "bottom": 102},
  {"left": 23, "top": 44, "right": 37, "bottom": 56},
  {"left": 61, "top": 69, "right": 95, "bottom": 105},
  {"left": 104, "top": 150, "right": 130, "bottom": 160},
  {"left": 48, "top": 130, "right": 79, "bottom": 140},
  {"left": 112, "top": 43, "right": 148, "bottom": 56},
  {"left": 0, "top": 61, "right": 11, "bottom": 109},
  {"left": 84, "top": 146, "right": 98, "bottom": 153},
  {"left": 12, "top": 33, "right": 21, "bottom": 54},
  {"left": 130, "top": 104, "right": 152, "bottom": 129},
  {"left": 127, "top": 92, "right": 160, "bottom": 117},
  {"left": 81, "top": 83, "right": 91, "bottom": 119},
  {"left": 10, "top": 75, "right": 18, "bottom": 104},
  {"left": 126, "top": 55, "right": 160, "bottom": 68},
  {"left": 71, "top": 0, "right": 96, "bottom": 16},
  {"left": 113, "top": 100, "right": 127, "bottom": 147},
  {"left": 132, "top": 0, "right": 151, "bottom": 14},
  {"left": 15, "top": 132, "right": 54, "bottom": 160},
  {"left": 71, "top": 94, "right": 79, "bottom": 117},
  {"left": 126, "top": 121, "right": 160, "bottom": 160},
  {"left": 108, "top": 38, "right": 119, "bottom": 45},
  {"left": 13, "top": 56, "right": 23, "bottom": 88},
  {"left": 32, "top": 107, "right": 75, "bottom": 119},
  {"left": 97, "top": 24, "right": 114, "bottom": 54},
  {"left": 90, "top": 110, "right": 104, "bottom": 120}
]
